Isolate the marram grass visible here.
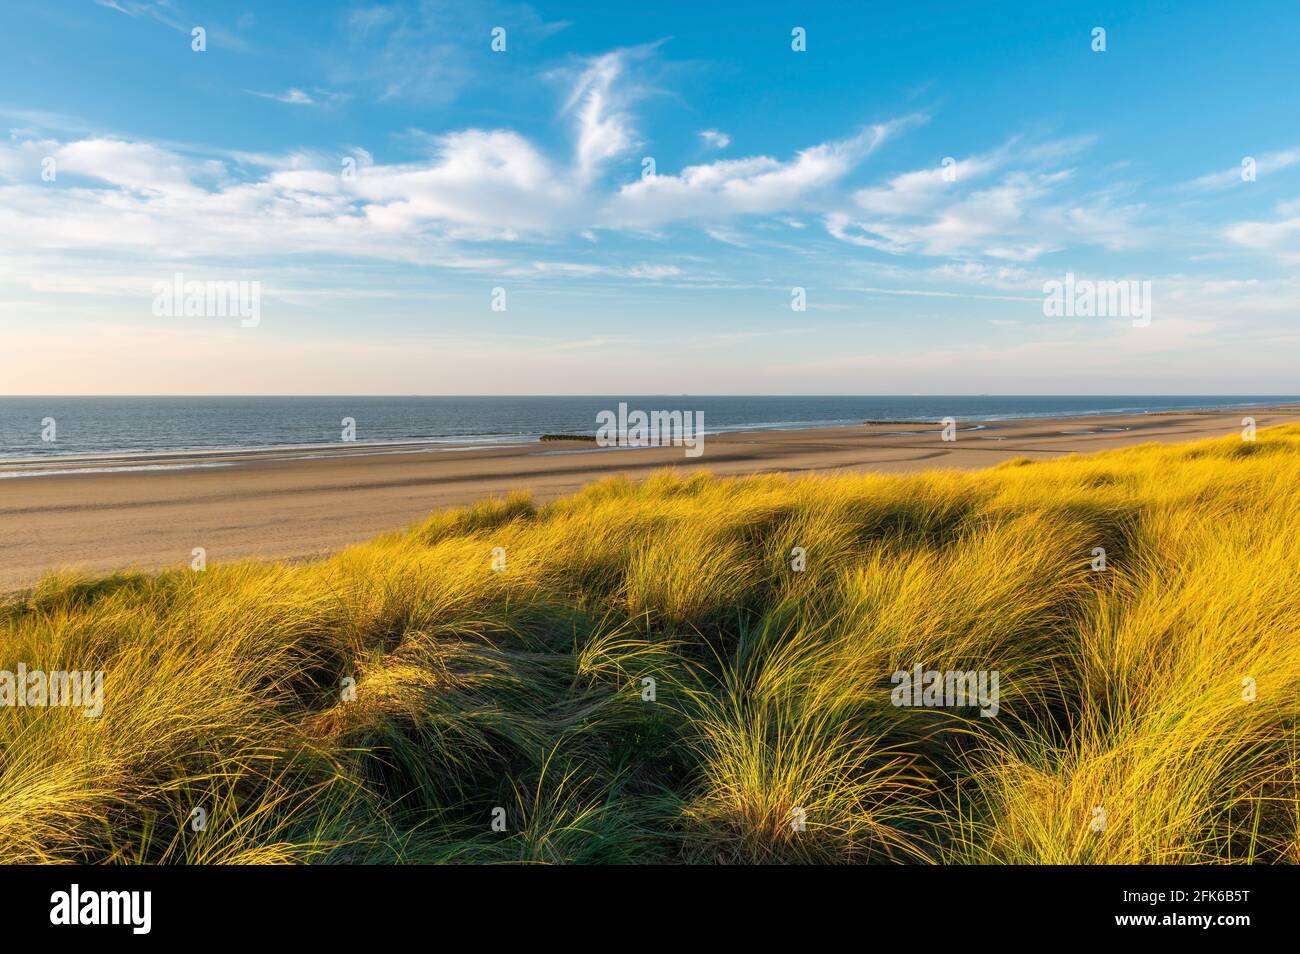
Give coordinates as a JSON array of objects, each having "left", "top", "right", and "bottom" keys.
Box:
[{"left": 2, "top": 427, "right": 1298, "bottom": 864}]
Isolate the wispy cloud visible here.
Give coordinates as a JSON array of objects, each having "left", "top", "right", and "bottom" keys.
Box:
[
  {"left": 561, "top": 50, "right": 643, "bottom": 183},
  {"left": 334, "top": 1, "right": 569, "bottom": 104},
  {"left": 245, "top": 88, "right": 316, "bottom": 106},
  {"left": 94, "top": 0, "right": 186, "bottom": 31},
  {"left": 825, "top": 136, "right": 1144, "bottom": 261},
  {"left": 1181, "top": 148, "right": 1300, "bottom": 192},
  {"left": 1224, "top": 203, "right": 1300, "bottom": 262},
  {"left": 94, "top": 0, "right": 254, "bottom": 53}
]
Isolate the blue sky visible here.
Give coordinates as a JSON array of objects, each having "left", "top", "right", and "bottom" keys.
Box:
[{"left": 1, "top": 0, "right": 1298, "bottom": 394}]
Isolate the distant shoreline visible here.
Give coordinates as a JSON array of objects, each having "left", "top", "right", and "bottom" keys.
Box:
[
  {"left": 2, "top": 404, "right": 1299, "bottom": 592},
  {"left": 2, "top": 397, "right": 1297, "bottom": 474}
]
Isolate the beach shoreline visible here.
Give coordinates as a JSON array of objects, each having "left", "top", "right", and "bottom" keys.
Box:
[
  {"left": 3, "top": 396, "right": 1296, "bottom": 471},
  {"left": 3, "top": 403, "right": 1297, "bottom": 593}
]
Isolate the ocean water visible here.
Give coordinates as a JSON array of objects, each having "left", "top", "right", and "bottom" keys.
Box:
[{"left": 0, "top": 395, "right": 1293, "bottom": 460}]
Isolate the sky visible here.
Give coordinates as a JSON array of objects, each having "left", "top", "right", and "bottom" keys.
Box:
[{"left": 1, "top": 0, "right": 1298, "bottom": 395}]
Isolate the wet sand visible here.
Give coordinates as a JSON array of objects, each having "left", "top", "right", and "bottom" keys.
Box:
[{"left": 2, "top": 406, "right": 1296, "bottom": 592}]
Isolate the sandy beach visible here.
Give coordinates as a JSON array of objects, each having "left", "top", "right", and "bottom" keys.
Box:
[{"left": 2, "top": 405, "right": 1296, "bottom": 592}]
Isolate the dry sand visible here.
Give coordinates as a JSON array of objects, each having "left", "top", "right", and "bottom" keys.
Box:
[{"left": 2, "top": 406, "right": 1296, "bottom": 592}]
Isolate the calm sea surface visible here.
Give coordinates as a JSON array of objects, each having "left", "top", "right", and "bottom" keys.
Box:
[{"left": 0, "top": 396, "right": 1293, "bottom": 460}]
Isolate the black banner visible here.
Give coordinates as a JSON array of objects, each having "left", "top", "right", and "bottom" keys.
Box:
[{"left": 0, "top": 864, "right": 1278, "bottom": 941}]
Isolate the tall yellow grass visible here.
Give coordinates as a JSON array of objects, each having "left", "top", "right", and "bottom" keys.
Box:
[{"left": 1, "top": 426, "right": 1297, "bottom": 863}]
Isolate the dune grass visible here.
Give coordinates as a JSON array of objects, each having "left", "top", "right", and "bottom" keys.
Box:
[{"left": 1, "top": 426, "right": 1298, "bottom": 864}]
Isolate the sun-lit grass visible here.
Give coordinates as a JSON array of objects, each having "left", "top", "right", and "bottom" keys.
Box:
[{"left": 2, "top": 425, "right": 1298, "bottom": 863}]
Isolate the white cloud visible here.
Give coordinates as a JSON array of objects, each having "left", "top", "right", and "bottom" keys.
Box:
[
  {"left": 1224, "top": 208, "right": 1300, "bottom": 261},
  {"left": 52, "top": 138, "right": 218, "bottom": 193},
  {"left": 609, "top": 118, "right": 919, "bottom": 228},
  {"left": 852, "top": 153, "right": 1003, "bottom": 217},
  {"left": 353, "top": 128, "right": 569, "bottom": 236},
  {"left": 698, "top": 129, "right": 731, "bottom": 149},
  {"left": 0, "top": 50, "right": 922, "bottom": 267}
]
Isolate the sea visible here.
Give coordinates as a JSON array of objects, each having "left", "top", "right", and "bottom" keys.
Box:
[{"left": 0, "top": 395, "right": 1293, "bottom": 461}]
